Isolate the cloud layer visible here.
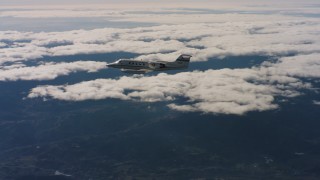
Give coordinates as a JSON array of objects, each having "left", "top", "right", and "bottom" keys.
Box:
[
  {"left": 0, "top": 61, "right": 107, "bottom": 81},
  {"left": 1, "top": 18, "right": 320, "bottom": 65},
  {"left": 28, "top": 53, "right": 318, "bottom": 115},
  {"left": 27, "top": 69, "right": 279, "bottom": 115},
  {"left": 1, "top": 5, "right": 319, "bottom": 115}
]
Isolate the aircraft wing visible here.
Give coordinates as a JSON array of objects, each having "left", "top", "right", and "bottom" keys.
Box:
[{"left": 120, "top": 69, "right": 152, "bottom": 74}]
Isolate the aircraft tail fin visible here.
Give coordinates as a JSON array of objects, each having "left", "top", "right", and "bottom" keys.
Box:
[
  {"left": 175, "top": 54, "right": 192, "bottom": 68},
  {"left": 175, "top": 54, "right": 192, "bottom": 62}
]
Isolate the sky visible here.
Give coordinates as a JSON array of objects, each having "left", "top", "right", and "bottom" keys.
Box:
[{"left": 1, "top": 0, "right": 320, "bottom": 7}]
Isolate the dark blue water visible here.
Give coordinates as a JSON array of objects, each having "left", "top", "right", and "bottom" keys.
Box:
[{"left": 1, "top": 53, "right": 320, "bottom": 179}]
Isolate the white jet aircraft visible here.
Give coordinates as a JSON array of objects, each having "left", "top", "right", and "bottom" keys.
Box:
[{"left": 107, "top": 54, "right": 192, "bottom": 73}]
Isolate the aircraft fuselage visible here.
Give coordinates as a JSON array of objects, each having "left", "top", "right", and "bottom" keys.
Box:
[{"left": 107, "top": 54, "right": 192, "bottom": 73}]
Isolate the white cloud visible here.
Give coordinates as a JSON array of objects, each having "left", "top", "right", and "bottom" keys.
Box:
[
  {"left": 0, "top": 63, "right": 26, "bottom": 70},
  {"left": 1, "top": 18, "right": 319, "bottom": 65},
  {"left": 1, "top": 6, "right": 319, "bottom": 115},
  {"left": 266, "top": 53, "right": 320, "bottom": 78},
  {"left": 313, "top": 100, "right": 320, "bottom": 105},
  {"left": 0, "top": 61, "right": 107, "bottom": 81},
  {"left": 27, "top": 63, "right": 308, "bottom": 115},
  {"left": 110, "top": 13, "right": 298, "bottom": 24},
  {"left": 27, "top": 69, "right": 277, "bottom": 115},
  {"left": 27, "top": 51, "right": 320, "bottom": 115},
  {"left": 0, "top": 42, "right": 7, "bottom": 47}
]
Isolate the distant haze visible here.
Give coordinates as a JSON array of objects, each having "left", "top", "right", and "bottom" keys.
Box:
[{"left": 1, "top": 0, "right": 319, "bottom": 8}]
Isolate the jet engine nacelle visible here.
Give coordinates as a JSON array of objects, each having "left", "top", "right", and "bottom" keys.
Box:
[{"left": 148, "top": 62, "right": 166, "bottom": 70}]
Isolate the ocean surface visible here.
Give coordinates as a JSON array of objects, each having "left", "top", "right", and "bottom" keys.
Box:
[{"left": 1, "top": 52, "right": 320, "bottom": 180}]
